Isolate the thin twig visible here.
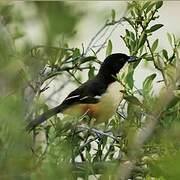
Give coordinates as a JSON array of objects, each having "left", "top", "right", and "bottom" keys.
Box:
[
  {"left": 45, "top": 80, "right": 69, "bottom": 102},
  {"left": 85, "top": 18, "right": 125, "bottom": 55},
  {"left": 77, "top": 125, "right": 118, "bottom": 141},
  {"left": 95, "top": 23, "right": 120, "bottom": 54},
  {"left": 79, "top": 137, "right": 99, "bottom": 152},
  {"left": 67, "top": 70, "right": 82, "bottom": 85}
]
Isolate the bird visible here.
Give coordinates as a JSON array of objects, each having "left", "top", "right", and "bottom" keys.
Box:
[{"left": 26, "top": 53, "right": 136, "bottom": 132}]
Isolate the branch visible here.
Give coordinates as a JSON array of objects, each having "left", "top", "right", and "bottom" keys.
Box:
[
  {"left": 85, "top": 18, "right": 125, "bottom": 55},
  {"left": 95, "top": 23, "right": 120, "bottom": 54}
]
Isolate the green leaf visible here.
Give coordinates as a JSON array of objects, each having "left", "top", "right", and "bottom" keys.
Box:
[
  {"left": 86, "top": 151, "right": 91, "bottom": 162},
  {"left": 129, "top": 31, "right": 135, "bottom": 41},
  {"left": 172, "top": 34, "right": 176, "bottom": 45},
  {"left": 145, "top": 55, "right": 153, "bottom": 61},
  {"left": 167, "top": 33, "right": 173, "bottom": 46},
  {"left": 88, "top": 66, "right": 95, "bottom": 80},
  {"left": 146, "top": 3, "right": 156, "bottom": 14},
  {"left": 129, "top": 39, "right": 136, "bottom": 52},
  {"left": 124, "top": 95, "right": 142, "bottom": 107},
  {"left": 142, "top": 1, "right": 152, "bottom": 10},
  {"left": 111, "top": 9, "right": 116, "bottom": 22},
  {"left": 125, "top": 29, "right": 130, "bottom": 36},
  {"left": 162, "top": 49, "right": 168, "bottom": 59},
  {"left": 138, "top": 32, "right": 147, "bottom": 49},
  {"left": 72, "top": 48, "right": 80, "bottom": 58},
  {"left": 125, "top": 36, "right": 135, "bottom": 44},
  {"left": 106, "top": 40, "right": 112, "bottom": 56},
  {"left": 143, "top": 73, "right": 156, "bottom": 95},
  {"left": 167, "top": 97, "right": 180, "bottom": 109},
  {"left": 148, "top": 24, "right": 164, "bottom": 33},
  {"left": 134, "top": 5, "right": 141, "bottom": 16},
  {"left": 125, "top": 70, "right": 134, "bottom": 89},
  {"left": 156, "top": 1, "right": 163, "bottom": 9},
  {"left": 125, "top": 29, "right": 135, "bottom": 50},
  {"left": 151, "top": 39, "right": 159, "bottom": 52},
  {"left": 140, "top": 53, "right": 148, "bottom": 59},
  {"left": 130, "top": 10, "right": 135, "bottom": 18}
]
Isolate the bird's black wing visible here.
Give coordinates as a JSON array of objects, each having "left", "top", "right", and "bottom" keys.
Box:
[{"left": 61, "top": 77, "right": 107, "bottom": 106}]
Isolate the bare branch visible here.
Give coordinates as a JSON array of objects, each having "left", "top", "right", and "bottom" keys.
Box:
[{"left": 85, "top": 18, "right": 125, "bottom": 55}]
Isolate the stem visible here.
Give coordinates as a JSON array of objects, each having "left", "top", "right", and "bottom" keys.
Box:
[{"left": 138, "top": 9, "right": 168, "bottom": 86}]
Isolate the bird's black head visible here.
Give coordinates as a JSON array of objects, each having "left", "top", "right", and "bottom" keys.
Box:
[{"left": 97, "top": 53, "right": 136, "bottom": 83}]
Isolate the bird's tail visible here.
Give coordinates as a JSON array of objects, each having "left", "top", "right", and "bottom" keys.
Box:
[{"left": 26, "top": 103, "right": 69, "bottom": 132}]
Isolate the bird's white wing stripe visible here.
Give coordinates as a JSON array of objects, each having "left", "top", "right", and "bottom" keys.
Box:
[
  {"left": 80, "top": 96, "right": 88, "bottom": 101},
  {"left": 80, "top": 95, "right": 102, "bottom": 101},
  {"left": 94, "top": 95, "right": 102, "bottom": 99},
  {"left": 66, "top": 94, "right": 103, "bottom": 102},
  {"left": 65, "top": 95, "right": 80, "bottom": 101}
]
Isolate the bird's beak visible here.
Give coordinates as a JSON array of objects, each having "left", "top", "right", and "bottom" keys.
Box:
[{"left": 128, "top": 56, "right": 137, "bottom": 63}]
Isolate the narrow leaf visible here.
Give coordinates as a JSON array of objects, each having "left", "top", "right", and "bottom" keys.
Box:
[
  {"left": 88, "top": 66, "right": 95, "bottom": 80},
  {"left": 162, "top": 49, "right": 168, "bottom": 59},
  {"left": 156, "top": 1, "right": 163, "bottom": 9},
  {"left": 167, "top": 33, "right": 172, "bottom": 46},
  {"left": 142, "top": 1, "right": 152, "bottom": 10},
  {"left": 143, "top": 73, "right": 156, "bottom": 95},
  {"left": 146, "top": 3, "right": 156, "bottom": 14},
  {"left": 72, "top": 48, "right": 80, "bottom": 58},
  {"left": 111, "top": 9, "right": 116, "bottom": 22},
  {"left": 138, "top": 32, "right": 147, "bottom": 49},
  {"left": 126, "top": 29, "right": 130, "bottom": 36},
  {"left": 151, "top": 39, "right": 159, "bottom": 52},
  {"left": 124, "top": 95, "right": 142, "bottom": 107},
  {"left": 149, "top": 24, "right": 164, "bottom": 33},
  {"left": 106, "top": 40, "right": 112, "bottom": 56},
  {"left": 129, "top": 31, "right": 135, "bottom": 41},
  {"left": 125, "top": 70, "right": 134, "bottom": 89}
]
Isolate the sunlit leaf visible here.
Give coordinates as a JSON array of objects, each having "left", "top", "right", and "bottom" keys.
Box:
[
  {"left": 106, "top": 40, "right": 113, "bottom": 56},
  {"left": 143, "top": 73, "right": 156, "bottom": 95},
  {"left": 167, "top": 33, "right": 173, "bottom": 46}
]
